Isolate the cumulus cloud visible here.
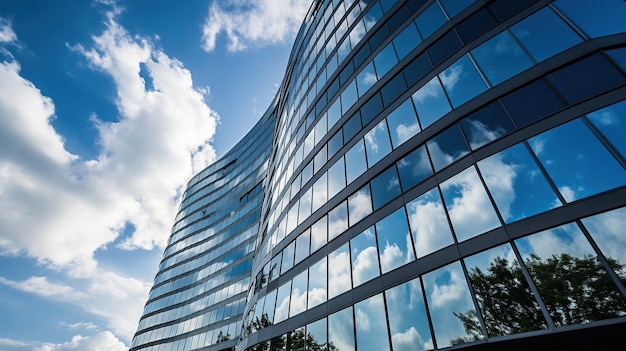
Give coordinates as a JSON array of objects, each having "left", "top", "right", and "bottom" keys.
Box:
[
  {"left": 392, "top": 327, "right": 424, "bottom": 351},
  {"left": 0, "top": 17, "right": 17, "bottom": 44},
  {"left": 407, "top": 188, "right": 454, "bottom": 257},
  {"left": 36, "top": 332, "right": 127, "bottom": 351},
  {"left": 0, "top": 276, "right": 84, "bottom": 301},
  {"left": 202, "top": 0, "right": 311, "bottom": 52}
]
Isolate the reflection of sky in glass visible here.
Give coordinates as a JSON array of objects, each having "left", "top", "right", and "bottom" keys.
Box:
[
  {"left": 328, "top": 307, "right": 355, "bottom": 351},
  {"left": 312, "top": 173, "right": 327, "bottom": 211},
  {"left": 406, "top": 187, "right": 454, "bottom": 258},
  {"left": 393, "top": 23, "right": 421, "bottom": 60},
  {"left": 274, "top": 280, "right": 292, "bottom": 323},
  {"left": 528, "top": 118, "right": 626, "bottom": 202},
  {"left": 412, "top": 77, "right": 451, "bottom": 129},
  {"left": 371, "top": 166, "right": 401, "bottom": 209},
  {"left": 397, "top": 145, "right": 433, "bottom": 190},
  {"left": 294, "top": 229, "right": 310, "bottom": 265},
  {"left": 441, "top": 166, "right": 501, "bottom": 241},
  {"left": 385, "top": 278, "right": 434, "bottom": 351},
  {"left": 311, "top": 216, "right": 327, "bottom": 253},
  {"left": 510, "top": 7, "right": 582, "bottom": 62},
  {"left": 375, "top": 208, "right": 415, "bottom": 273},
  {"left": 328, "top": 243, "right": 351, "bottom": 298},
  {"left": 357, "top": 62, "right": 378, "bottom": 97},
  {"left": 374, "top": 43, "right": 399, "bottom": 78},
  {"left": 328, "top": 201, "right": 348, "bottom": 241},
  {"left": 328, "top": 157, "right": 346, "bottom": 199},
  {"left": 386, "top": 98, "right": 420, "bottom": 148},
  {"left": 423, "top": 261, "right": 483, "bottom": 347},
  {"left": 308, "top": 257, "right": 327, "bottom": 309},
  {"left": 478, "top": 143, "right": 561, "bottom": 223},
  {"left": 439, "top": 0, "right": 475, "bottom": 17},
  {"left": 351, "top": 227, "right": 380, "bottom": 287},
  {"left": 608, "top": 47, "right": 626, "bottom": 70},
  {"left": 460, "top": 101, "right": 514, "bottom": 150},
  {"left": 355, "top": 294, "right": 391, "bottom": 351},
  {"left": 263, "top": 289, "right": 277, "bottom": 323},
  {"left": 307, "top": 318, "right": 327, "bottom": 350},
  {"left": 269, "top": 254, "right": 281, "bottom": 282},
  {"left": 415, "top": 1, "right": 447, "bottom": 38},
  {"left": 348, "top": 184, "right": 372, "bottom": 226},
  {"left": 345, "top": 140, "right": 367, "bottom": 184},
  {"left": 554, "top": 0, "right": 626, "bottom": 38},
  {"left": 439, "top": 55, "right": 488, "bottom": 107},
  {"left": 342, "top": 80, "right": 358, "bottom": 114},
  {"left": 290, "top": 270, "right": 308, "bottom": 317},
  {"left": 586, "top": 100, "right": 626, "bottom": 158},
  {"left": 365, "top": 119, "right": 392, "bottom": 167},
  {"left": 281, "top": 241, "right": 295, "bottom": 274},
  {"left": 427, "top": 124, "right": 470, "bottom": 171},
  {"left": 582, "top": 206, "right": 626, "bottom": 285},
  {"left": 471, "top": 30, "right": 533, "bottom": 86},
  {"left": 298, "top": 188, "right": 312, "bottom": 225}
]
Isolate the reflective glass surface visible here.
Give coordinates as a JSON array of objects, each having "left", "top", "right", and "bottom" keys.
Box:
[
  {"left": 357, "top": 62, "right": 378, "bottom": 97},
  {"left": 393, "top": 22, "right": 421, "bottom": 59},
  {"left": 427, "top": 124, "right": 470, "bottom": 171},
  {"left": 342, "top": 80, "right": 358, "bottom": 114},
  {"left": 371, "top": 166, "right": 401, "bottom": 209},
  {"left": 416, "top": 1, "right": 447, "bottom": 38},
  {"left": 385, "top": 278, "right": 434, "bottom": 351},
  {"left": 311, "top": 216, "right": 328, "bottom": 253},
  {"left": 376, "top": 208, "right": 415, "bottom": 273},
  {"left": 460, "top": 101, "right": 514, "bottom": 150},
  {"left": 440, "top": 0, "right": 475, "bottom": 17},
  {"left": 264, "top": 289, "right": 277, "bottom": 324},
  {"left": 308, "top": 257, "right": 327, "bottom": 309},
  {"left": 328, "top": 307, "right": 355, "bottom": 351},
  {"left": 554, "top": 0, "right": 626, "bottom": 38},
  {"left": 312, "top": 173, "right": 328, "bottom": 212},
  {"left": 351, "top": 227, "right": 381, "bottom": 287},
  {"left": 348, "top": 184, "right": 373, "bottom": 225},
  {"left": 374, "top": 43, "right": 399, "bottom": 78},
  {"left": 397, "top": 145, "right": 433, "bottom": 190},
  {"left": 471, "top": 30, "right": 533, "bottom": 86},
  {"left": 440, "top": 55, "right": 488, "bottom": 107},
  {"left": 328, "top": 157, "right": 347, "bottom": 199},
  {"left": 528, "top": 118, "right": 626, "bottom": 202},
  {"left": 412, "top": 77, "right": 452, "bottom": 129},
  {"left": 274, "top": 281, "right": 292, "bottom": 323},
  {"left": 281, "top": 241, "right": 295, "bottom": 274},
  {"left": 441, "top": 166, "right": 500, "bottom": 241},
  {"left": 354, "top": 294, "right": 391, "bottom": 351},
  {"left": 386, "top": 98, "right": 420, "bottom": 148},
  {"left": 328, "top": 201, "right": 349, "bottom": 241},
  {"left": 586, "top": 100, "right": 626, "bottom": 158},
  {"left": 307, "top": 318, "right": 327, "bottom": 351},
  {"left": 406, "top": 187, "right": 455, "bottom": 258},
  {"left": 365, "top": 119, "right": 393, "bottom": 167},
  {"left": 290, "top": 270, "right": 308, "bottom": 317},
  {"left": 478, "top": 143, "right": 561, "bottom": 223},
  {"left": 269, "top": 254, "right": 282, "bottom": 282},
  {"left": 294, "top": 229, "right": 310, "bottom": 265},
  {"left": 345, "top": 139, "right": 368, "bottom": 184},
  {"left": 423, "top": 261, "right": 484, "bottom": 347},
  {"left": 582, "top": 207, "right": 626, "bottom": 286},
  {"left": 328, "top": 243, "right": 352, "bottom": 298}
]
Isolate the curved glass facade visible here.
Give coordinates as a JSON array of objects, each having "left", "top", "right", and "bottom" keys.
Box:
[{"left": 131, "top": 1, "right": 626, "bottom": 350}]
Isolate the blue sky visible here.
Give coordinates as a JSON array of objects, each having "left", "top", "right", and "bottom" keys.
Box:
[{"left": 0, "top": 0, "right": 310, "bottom": 349}]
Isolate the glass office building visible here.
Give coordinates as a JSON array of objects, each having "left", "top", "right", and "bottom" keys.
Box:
[{"left": 131, "top": 0, "right": 626, "bottom": 350}]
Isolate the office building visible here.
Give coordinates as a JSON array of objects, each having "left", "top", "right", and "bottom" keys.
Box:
[{"left": 131, "top": 0, "right": 626, "bottom": 350}]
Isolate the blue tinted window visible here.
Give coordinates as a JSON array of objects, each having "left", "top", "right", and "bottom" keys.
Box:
[
  {"left": 439, "top": 0, "right": 475, "bottom": 18},
  {"left": 460, "top": 100, "right": 514, "bottom": 149},
  {"left": 345, "top": 140, "right": 368, "bottom": 184},
  {"left": 374, "top": 43, "right": 399, "bottom": 78},
  {"left": 607, "top": 47, "right": 626, "bottom": 70},
  {"left": 328, "top": 130, "right": 344, "bottom": 157},
  {"left": 471, "top": 30, "right": 533, "bottom": 86},
  {"left": 381, "top": 73, "right": 407, "bottom": 107},
  {"left": 341, "top": 80, "right": 358, "bottom": 114},
  {"left": 456, "top": 7, "right": 496, "bottom": 43},
  {"left": 412, "top": 77, "right": 451, "bottom": 129},
  {"left": 501, "top": 79, "right": 564, "bottom": 127},
  {"left": 386, "top": 98, "right": 420, "bottom": 148},
  {"left": 439, "top": 55, "right": 488, "bottom": 107},
  {"left": 510, "top": 7, "right": 582, "bottom": 62},
  {"left": 356, "top": 63, "right": 377, "bottom": 97},
  {"left": 586, "top": 100, "right": 626, "bottom": 158},
  {"left": 427, "top": 30, "right": 462, "bottom": 66},
  {"left": 393, "top": 22, "right": 421, "bottom": 60},
  {"left": 365, "top": 119, "right": 393, "bottom": 167},
  {"left": 371, "top": 166, "right": 401, "bottom": 209},
  {"left": 397, "top": 145, "right": 433, "bottom": 190},
  {"left": 554, "top": 0, "right": 626, "bottom": 38},
  {"left": 375, "top": 208, "right": 415, "bottom": 273},
  {"left": 360, "top": 93, "right": 383, "bottom": 125},
  {"left": 343, "top": 113, "right": 362, "bottom": 142},
  {"left": 351, "top": 227, "right": 381, "bottom": 287},
  {"left": 427, "top": 124, "right": 470, "bottom": 171},
  {"left": 415, "top": 1, "right": 447, "bottom": 38},
  {"left": 530, "top": 119, "right": 626, "bottom": 202}
]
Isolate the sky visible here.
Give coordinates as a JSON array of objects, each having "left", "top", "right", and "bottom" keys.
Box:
[{"left": 0, "top": 0, "right": 311, "bottom": 349}]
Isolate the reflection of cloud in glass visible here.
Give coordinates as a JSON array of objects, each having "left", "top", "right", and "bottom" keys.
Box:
[
  {"left": 364, "top": 121, "right": 386, "bottom": 154},
  {"left": 582, "top": 207, "right": 626, "bottom": 282},
  {"left": 396, "top": 123, "right": 420, "bottom": 143},
  {"left": 348, "top": 187, "right": 372, "bottom": 225},
  {"left": 466, "top": 120, "right": 505, "bottom": 149},
  {"left": 440, "top": 64, "right": 462, "bottom": 91},
  {"left": 290, "top": 286, "right": 307, "bottom": 317},
  {"left": 352, "top": 246, "right": 379, "bottom": 286},
  {"left": 308, "top": 258, "right": 327, "bottom": 309},
  {"left": 426, "top": 141, "right": 454, "bottom": 169},
  {"left": 328, "top": 307, "right": 355, "bottom": 351},
  {"left": 392, "top": 327, "right": 425, "bottom": 351},
  {"left": 355, "top": 294, "right": 390, "bottom": 351},
  {"left": 406, "top": 188, "right": 454, "bottom": 257},
  {"left": 441, "top": 167, "right": 500, "bottom": 241},
  {"left": 363, "top": 71, "right": 377, "bottom": 86},
  {"left": 477, "top": 153, "right": 517, "bottom": 220},
  {"left": 355, "top": 308, "right": 370, "bottom": 331},
  {"left": 412, "top": 77, "right": 443, "bottom": 103},
  {"left": 328, "top": 246, "right": 351, "bottom": 297},
  {"left": 429, "top": 268, "right": 465, "bottom": 308},
  {"left": 517, "top": 222, "right": 594, "bottom": 260}
]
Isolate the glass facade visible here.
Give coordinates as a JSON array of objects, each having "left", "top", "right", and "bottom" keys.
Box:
[{"left": 131, "top": 0, "right": 626, "bottom": 350}]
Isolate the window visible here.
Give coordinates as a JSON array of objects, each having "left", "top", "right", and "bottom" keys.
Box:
[
  {"left": 375, "top": 208, "right": 415, "bottom": 273},
  {"left": 554, "top": 0, "right": 626, "bottom": 38},
  {"left": 393, "top": 22, "right": 421, "bottom": 59},
  {"left": 365, "top": 119, "right": 393, "bottom": 167},
  {"left": 355, "top": 294, "right": 391, "bottom": 351},
  {"left": 348, "top": 184, "right": 373, "bottom": 225},
  {"left": 386, "top": 98, "right": 420, "bottom": 148},
  {"left": 397, "top": 145, "right": 433, "bottom": 190},
  {"left": 371, "top": 166, "right": 401, "bottom": 209},
  {"left": 385, "top": 278, "right": 433, "bottom": 351},
  {"left": 412, "top": 77, "right": 451, "bottom": 129},
  {"left": 439, "top": 55, "right": 488, "bottom": 107},
  {"left": 351, "top": 227, "right": 380, "bottom": 286},
  {"left": 471, "top": 30, "right": 533, "bottom": 86},
  {"left": 501, "top": 79, "right": 564, "bottom": 127},
  {"left": 459, "top": 100, "right": 514, "bottom": 149},
  {"left": 427, "top": 124, "right": 470, "bottom": 171},
  {"left": 345, "top": 139, "right": 368, "bottom": 184},
  {"left": 308, "top": 257, "right": 327, "bottom": 309},
  {"left": 586, "top": 100, "right": 626, "bottom": 158},
  {"left": 415, "top": 1, "right": 447, "bottom": 38},
  {"left": 328, "top": 243, "right": 352, "bottom": 298},
  {"left": 328, "top": 201, "right": 348, "bottom": 241},
  {"left": 374, "top": 43, "right": 399, "bottom": 78}
]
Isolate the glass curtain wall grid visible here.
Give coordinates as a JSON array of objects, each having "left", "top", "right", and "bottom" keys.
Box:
[{"left": 131, "top": 0, "right": 626, "bottom": 351}]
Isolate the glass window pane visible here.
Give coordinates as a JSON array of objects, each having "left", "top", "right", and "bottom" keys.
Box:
[
  {"left": 387, "top": 98, "right": 420, "bottom": 148},
  {"left": 464, "top": 244, "right": 547, "bottom": 336},
  {"left": 289, "top": 326, "right": 306, "bottom": 351},
  {"left": 271, "top": 333, "right": 287, "bottom": 351},
  {"left": 607, "top": 47, "right": 626, "bottom": 70},
  {"left": 328, "top": 98, "right": 342, "bottom": 128},
  {"left": 412, "top": 77, "right": 451, "bottom": 129},
  {"left": 269, "top": 253, "right": 282, "bottom": 282},
  {"left": 406, "top": 187, "right": 455, "bottom": 258},
  {"left": 440, "top": 0, "right": 475, "bottom": 18},
  {"left": 328, "top": 201, "right": 349, "bottom": 241},
  {"left": 341, "top": 80, "right": 358, "bottom": 114},
  {"left": 348, "top": 184, "right": 373, "bottom": 226},
  {"left": 315, "top": 115, "right": 328, "bottom": 146},
  {"left": 441, "top": 166, "right": 501, "bottom": 241},
  {"left": 290, "top": 270, "right": 308, "bottom": 317},
  {"left": 357, "top": 62, "right": 378, "bottom": 97},
  {"left": 328, "top": 157, "right": 347, "bottom": 199},
  {"left": 263, "top": 289, "right": 277, "bottom": 324},
  {"left": 281, "top": 241, "right": 295, "bottom": 274},
  {"left": 307, "top": 318, "right": 327, "bottom": 351},
  {"left": 460, "top": 100, "right": 515, "bottom": 150},
  {"left": 456, "top": 7, "right": 496, "bottom": 43},
  {"left": 314, "top": 145, "right": 328, "bottom": 174},
  {"left": 370, "top": 166, "right": 401, "bottom": 210},
  {"left": 328, "top": 307, "right": 355, "bottom": 351},
  {"left": 423, "top": 261, "right": 484, "bottom": 347},
  {"left": 528, "top": 118, "right": 626, "bottom": 202},
  {"left": 355, "top": 294, "right": 391, "bottom": 351},
  {"left": 374, "top": 43, "right": 399, "bottom": 78},
  {"left": 329, "top": 243, "right": 352, "bottom": 299},
  {"left": 427, "top": 124, "right": 470, "bottom": 171},
  {"left": 554, "top": 0, "right": 626, "bottom": 38},
  {"left": 582, "top": 206, "right": 626, "bottom": 287},
  {"left": 397, "top": 145, "right": 433, "bottom": 190},
  {"left": 343, "top": 112, "right": 362, "bottom": 142},
  {"left": 294, "top": 229, "right": 310, "bottom": 265},
  {"left": 308, "top": 257, "right": 327, "bottom": 309},
  {"left": 500, "top": 79, "right": 564, "bottom": 128},
  {"left": 440, "top": 55, "right": 488, "bottom": 107},
  {"left": 312, "top": 173, "right": 328, "bottom": 212},
  {"left": 351, "top": 226, "right": 381, "bottom": 287},
  {"left": 415, "top": 1, "right": 447, "bottom": 39},
  {"left": 311, "top": 216, "right": 328, "bottom": 253},
  {"left": 471, "top": 30, "right": 533, "bottom": 86},
  {"left": 510, "top": 7, "right": 582, "bottom": 62},
  {"left": 514, "top": 223, "right": 626, "bottom": 326},
  {"left": 328, "top": 130, "right": 344, "bottom": 158},
  {"left": 365, "top": 119, "right": 393, "bottom": 167},
  {"left": 345, "top": 139, "right": 368, "bottom": 184},
  {"left": 385, "top": 278, "right": 434, "bottom": 351},
  {"left": 403, "top": 52, "right": 432, "bottom": 87},
  {"left": 299, "top": 188, "right": 313, "bottom": 224},
  {"left": 274, "top": 281, "right": 292, "bottom": 323},
  {"left": 586, "top": 100, "right": 626, "bottom": 158},
  {"left": 478, "top": 143, "right": 562, "bottom": 223},
  {"left": 393, "top": 22, "right": 422, "bottom": 60},
  {"left": 376, "top": 208, "right": 415, "bottom": 273}
]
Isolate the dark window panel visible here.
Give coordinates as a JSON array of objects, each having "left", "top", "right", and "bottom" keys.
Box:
[
  {"left": 340, "top": 60, "right": 355, "bottom": 85},
  {"left": 342, "top": 112, "right": 363, "bottom": 142},
  {"left": 387, "top": 6, "right": 411, "bottom": 33},
  {"left": 427, "top": 30, "right": 463, "bottom": 67},
  {"left": 328, "top": 129, "right": 344, "bottom": 158},
  {"left": 460, "top": 100, "right": 515, "bottom": 150},
  {"left": 361, "top": 93, "right": 384, "bottom": 125},
  {"left": 369, "top": 25, "right": 389, "bottom": 50},
  {"left": 501, "top": 79, "right": 564, "bottom": 128},
  {"left": 547, "top": 52, "right": 626, "bottom": 104},
  {"left": 381, "top": 73, "right": 408, "bottom": 107},
  {"left": 456, "top": 7, "right": 497, "bottom": 43},
  {"left": 353, "top": 42, "right": 372, "bottom": 69},
  {"left": 316, "top": 96, "right": 327, "bottom": 116},
  {"left": 397, "top": 145, "right": 433, "bottom": 190},
  {"left": 371, "top": 165, "right": 401, "bottom": 209},
  {"left": 488, "top": 0, "right": 538, "bottom": 22},
  {"left": 403, "top": 52, "right": 432, "bottom": 87},
  {"left": 427, "top": 124, "right": 470, "bottom": 171},
  {"left": 327, "top": 76, "right": 340, "bottom": 100},
  {"left": 407, "top": 0, "right": 428, "bottom": 14}
]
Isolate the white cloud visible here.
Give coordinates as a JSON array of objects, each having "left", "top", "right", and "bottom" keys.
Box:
[
  {"left": 0, "top": 17, "right": 17, "bottom": 44},
  {"left": 407, "top": 189, "right": 454, "bottom": 257},
  {"left": 0, "top": 337, "right": 28, "bottom": 348},
  {"left": 429, "top": 268, "right": 465, "bottom": 308},
  {"left": 478, "top": 153, "right": 517, "bottom": 221},
  {"left": 59, "top": 322, "right": 98, "bottom": 331},
  {"left": 352, "top": 246, "right": 378, "bottom": 286},
  {"left": 392, "top": 327, "right": 424, "bottom": 351},
  {"left": 36, "top": 332, "right": 127, "bottom": 351},
  {"left": 0, "top": 6, "right": 218, "bottom": 343},
  {"left": 201, "top": 0, "right": 311, "bottom": 52}
]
